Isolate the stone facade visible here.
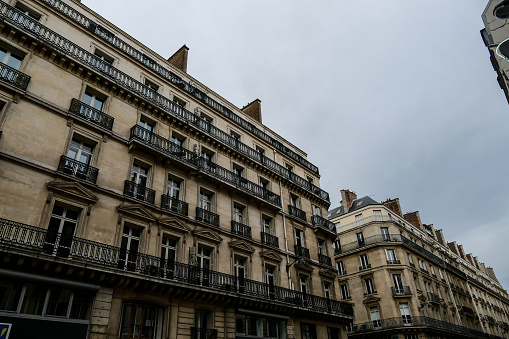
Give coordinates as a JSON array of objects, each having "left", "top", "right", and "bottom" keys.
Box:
[{"left": 0, "top": 0, "right": 352, "bottom": 338}]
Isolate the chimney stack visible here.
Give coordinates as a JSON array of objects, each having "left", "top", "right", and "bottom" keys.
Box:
[
  {"left": 403, "top": 211, "right": 423, "bottom": 231},
  {"left": 383, "top": 198, "right": 403, "bottom": 216},
  {"left": 241, "top": 99, "right": 262, "bottom": 123},
  {"left": 340, "top": 189, "right": 357, "bottom": 211},
  {"left": 168, "top": 45, "right": 189, "bottom": 73}
]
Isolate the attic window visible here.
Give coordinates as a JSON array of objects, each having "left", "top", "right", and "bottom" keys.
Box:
[{"left": 356, "top": 200, "right": 363, "bottom": 206}]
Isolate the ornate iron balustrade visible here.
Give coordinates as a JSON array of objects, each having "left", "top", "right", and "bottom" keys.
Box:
[
  {"left": 0, "top": 62, "right": 30, "bottom": 90},
  {"left": 392, "top": 286, "right": 412, "bottom": 296},
  {"left": 338, "top": 234, "right": 403, "bottom": 254},
  {"left": 427, "top": 292, "right": 441, "bottom": 303},
  {"left": 288, "top": 205, "right": 306, "bottom": 222},
  {"left": 461, "top": 306, "right": 475, "bottom": 316},
  {"left": 318, "top": 253, "right": 332, "bottom": 267},
  {"left": 37, "top": 0, "right": 322, "bottom": 176},
  {"left": 123, "top": 181, "right": 155, "bottom": 204},
  {"left": 196, "top": 207, "right": 219, "bottom": 227},
  {"left": 231, "top": 221, "right": 251, "bottom": 238},
  {"left": 359, "top": 264, "right": 371, "bottom": 271},
  {"left": 190, "top": 328, "right": 217, "bottom": 339},
  {"left": 160, "top": 194, "right": 188, "bottom": 216},
  {"left": 260, "top": 232, "right": 279, "bottom": 248},
  {"left": 57, "top": 155, "right": 98, "bottom": 183},
  {"left": 0, "top": 1, "right": 330, "bottom": 204},
  {"left": 387, "top": 259, "right": 401, "bottom": 265},
  {"left": 311, "top": 215, "right": 336, "bottom": 235},
  {"left": 0, "top": 217, "right": 354, "bottom": 317},
  {"left": 68, "top": 98, "right": 114, "bottom": 130},
  {"left": 294, "top": 245, "right": 310, "bottom": 259}
]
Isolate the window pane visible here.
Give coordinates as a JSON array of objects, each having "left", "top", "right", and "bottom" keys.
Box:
[
  {"left": 70, "top": 290, "right": 94, "bottom": 319},
  {"left": 0, "top": 279, "right": 22, "bottom": 311},
  {"left": 20, "top": 283, "right": 47, "bottom": 315},
  {"left": 46, "top": 287, "right": 72, "bottom": 317}
]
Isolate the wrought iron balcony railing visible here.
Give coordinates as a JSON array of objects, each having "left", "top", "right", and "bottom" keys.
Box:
[
  {"left": 318, "top": 253, "right": 332, "bottom": 267},
  {"left": 427, "top": 292, "right": 441, "bottom": 303},
  {"left": 0, "top": 218, "right": 354, "bottom": 317},
  {"left": 196, "top": 207, "right": 220, "bottom": 227},
  {"left": 130, "top": 126, "right": 281, "bottom": 207},
  {"left": 260, "top": 232, "right": 279, "bottom": 248},
  {"left": 191, "top": 328, "right": 217, "bottom": 339},
  {"left": 392, "top": 286, "right": 412, "bottom": 296},
  {"left": 68, "top": 98, "right": 114, "bottom": 130},
  {"left": 359, "top": 264, "right": 371, "bottom": 271},
  {"left": 160, "top": 194, "right": 188, "bottom": 216},
  {"left": 123, "top": 180, "right": 155, "bottom": 204},
  {"left": 387, "top": 259, "right": 401, "bottom": 265},
  {"left": 57, "top": 155, "right": 98, "bottom": 183},
  {"left": 0, "top": 62, "right": 30, "bottom": 90},
  {"left": 0, "top": 1, "right": 329, "bottom": 204},
  {"left": 231, "top": 221, "right": 251, "bottom": 238},
  {"left": 347, "top": 316, "right": 471, "bottom": 336},
  {"left": 294, "top": 245, "right": 310, "bottom": 259},
  {"left": 288, "top": 205, "right": 306, "bottom": 222},
  {"left": 311, "top": 215, "right": 336, "bottom": 235}
]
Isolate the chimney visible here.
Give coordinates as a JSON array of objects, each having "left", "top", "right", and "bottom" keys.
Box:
[
  {"left": 383, "top": 198, "right": 403, "bottom": 216},
  {"left": 168, "top": 45, "right": 189, "bottom": 73},
  {"left": 435, "top": 229, "right": 446, "bottom": 246},
  {"left": 340, "top": 189, "right": 357, "bottom": 211},
  {"left": 403, "top": 211, "right": 422, "bottom": 230},
  {"left": 458, "top": 245, "right": 467, "bottom": 260},
  {"left": 479, "top": 262, "right": 487, "bottom": 274},
  {"left": 241, "top": 99, "right": 262, "bottom": 123},
  {"left": 447, "top": 241, "right": 459, "bottom": 255}
]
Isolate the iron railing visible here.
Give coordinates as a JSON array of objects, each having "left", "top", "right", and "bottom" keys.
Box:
[
  {"left": 68, "top": 98, "right": 114, "bottom": 130},
  {"left": 196, "top": 207, "right": 219, "bottom": 227},
  {"left": 190, "top": 328, "right": 218, "bottom": 339},
  {"left": 260, "top": 232, "right": 279, "bottom": 248},
  {"left": 160, "top": 194, "right": 188, "bottom": 216},
  {"left": 231, "top": 221, "right": 252, "bottom": 238},
  {"left": 0, "top": 62, "right": 30, "bottom": 90},
  {"left": 295, "top": 245, "right": 310, "bottom": 259},
  {"left": 359, "top": 264, "right": 371, "bottom": 271},
  {"left": 0, "top": 217, "right": 354, "bottom": 317},
  {"left": 347, "top": 316, "right": 472, "bottom": 335},
  {"left": 0, "top": 1, "right": 330, "bottom": 203},
  {"left": 57, "top": 155, "right": 98, "bottom": 183},
  {"left": 318, "top": 253, "right": 332, "bottom": 267},
  {"left": 311, "top": 215, "right": 336, "bottom": 235},
  {"left": 392, "top": 286, "right": 412, "bottom": 296},
  {"left": 387, "top": 259, "right": 401, "bottom": 265},
  {"left": 427, "top": 292, "right": 441, "bottom": 303},
  {"left": 288, "top": 205, "right": 306, "bottom": 222},
  {"left": 123, "top": 181, "right": 155, "bottom": 204}
]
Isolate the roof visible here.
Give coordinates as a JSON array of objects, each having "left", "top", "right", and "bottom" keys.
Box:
[{"left": 328, "top": 196, "right": 381, "bottom": 220}]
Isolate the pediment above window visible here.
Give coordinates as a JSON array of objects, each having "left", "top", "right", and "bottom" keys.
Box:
[
  {"left": 319, "top": 268, "right": 337, "bottom": 279},
  {"left": 295, "top": 260, "right": 314, "bottom": 272},
  {"left": 47, "top": 180, "right": 98, "bottom": 203},
  {"left": 158, "top": 217, "right": 190, "bottom": 234},
  {"left": 193, "top": 229, "right": 223, "bottom": 243},
  {"left": 228, "top": 240, "right": 255, "bottom": 254},
  {"left": 260, "top": 250, "right": 283, "bottom": 262},
  {"left": 363, "top": 295, "right": 381, "bottom": 306},
  {"left": 118, "top": 204, "right": 157, "bottom": 222}
]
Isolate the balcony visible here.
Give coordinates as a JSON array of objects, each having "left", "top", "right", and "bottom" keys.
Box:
[
  {"left": 123, "top": 181, "right": 155, "bottom": 204},
  {"left": 461, "top": 306, "right": 475, "bottom": 316},
  {"left": 359, "top": 264, "right": 371, "bottom": 271},
  {"left": 348, "top": 317, "right": 472, "bottom": 336},
  {"left": 0, "top": 62, "right": 30, "bottom": 90},
  {"left": 318, "top": 253, "right": 332, "bottom": 267},
  {"left": 231, "top": 221, "right": 252, "bottom": 238},
  {"left": 288, "top": 205, "right": 306, "bottom": 222},
  {"left": 260, "top": 232, "right": 278, "bottom": 248},
  {"left": 387, "top": 259, "right": 401, "bottom": 265},
  {"left": 311, "top": 215, "right": 337, "bottom": 236},
  {"left": 0, "top": 217, "right": 354, "bottom": 318},
  {"left": 191, "top": 328, "right": 217, "bottom": 339},
  {"left": 160, "top": 194, "right": 188, "bottom": 216},
  {"left": 485, "top": 315, "right": 496, "bottom": 324},
  {"left": 57, "top": 156, "right": 98, "bottom": 183},
  {"left": 294, "top": 245, "right": 310, "bottom": 259},
  {"left": 392, "top": 286, "right": 412, "bottom": 297},
  {"left": 68, "top": 98, "right": 114, "bottom": 130},
  {"left": 427, "top": 292, "right": 441, "bottom": 303},
  {"left": 129, "top": 126, "right": 281, "bottom": 208},
  {"left": 196, "top": 208, "right": 219, "bottom": 227}
]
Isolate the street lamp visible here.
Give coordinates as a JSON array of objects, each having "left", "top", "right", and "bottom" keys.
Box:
[{"left": 286, "top": 258, "right": 307, "bottom": 272}]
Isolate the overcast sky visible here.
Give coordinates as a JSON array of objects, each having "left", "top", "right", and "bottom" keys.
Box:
[{"left": 83, "top": 0, "right": 509, "bottom": 289}]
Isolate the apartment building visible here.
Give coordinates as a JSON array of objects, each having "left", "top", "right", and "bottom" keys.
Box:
[
  {"left": 329, "top": 190, "right": 509, "bottom": 339},
  {"left": 0, "top": 1, "right": 353, "bottom": 338}
]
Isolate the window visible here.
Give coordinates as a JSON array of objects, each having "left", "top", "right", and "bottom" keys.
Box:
[
  {"left": 430, "top": 265, "right": 436, "bottom": 276},
  {"left": 0, "top": 46, "right": 23, "bottom": 70},
  {"left": 120, "top": 302, "right": 163, "bottom": 339},
  {"left": 138, "top": 117, "right": 155, "bottom": 142},
  {"left": 44, "top": 204, "right": 80, "bottom": 258},
  {"left": 373, "top": 210, "right": 382, "bottom": 221},
  {"left": 294, "top": 228, "right": 304, "bottom": 247},
  {"left": 230, "top": 131, "right": 241, "bottom": 148},
  {"left": 195, "top": 245, "right": 213, "bottom": 286},
  {"left": 359, "top": 254, "right": 370, "bottom": 270},
  {"left": 129, "top": 162, "right": 150, "bottom": 199},
  {"left": 312, "top": 205, "right": 321, "bottom": 217},
  {"left": 170, "top": 134, "right": 185, "bottom": 155},
  {"left": 399, "top": 303, "right": 412, "bottom": 325},
  {"left": 233, "top": 164, "right": 245, "bottom": 183},
  {"left": 255, "top": 146, "right": 265, "bottom": 156},
  {"left": 290, "top": 194, "right": 299, "bottom": 208},
  {"left": 233, "top": 203, "right": 245, "bottom": 224},
  {"left": 438, "top": 269, "right": 444, "bottom": 280},
  {"left": 380, "top": 227, "right": 390, "bottom": 241},
  {"left": 92, "top": 49, "right": 113, "bottom": 73},
  {"left": 200, "top": 148, "right": 214, "bottom": 169},
  {"left": 307, "top": 176, "right": 314, "bottom": 185},
  {"left": 235, "top": 313, "right": 286, "bottom": 338},
  {"left": 199, "top": 189, "right": 213, "bottom": 212},
  {"left": 386, "top": 249, "right": 398, "bottom": 264},
  {"left": 340, "top": 284, "right": 350, "bottom": 300},
  {"left": 327, "top": 328, "right": 340, "bottom": 339},
  {"left": 173, "top": 96, "right": 186, "bottom": 107},
  {"left": 62, "top": 136, "right": 96, "bottom": 181},
  {"left": 301, "top": 323, "right": 317, "bottom": 339},
  {"left": 67, "top": 137, "right": 94, "bottom": 165},
  {"left": 364, "top": 278, "right": 376, "bottom": 295},
  {"left": 355, "top": 214, "right": 364, "bottom": 226},
  {"left": 198, "top": 114, "right": 212, "bottom": 132},
  {"left": 393, "top": 274, "right": 404, "bottom": 294},
  {"left": 356, "top": 232, "right": 365, "bottom": 246},
  {"left": 119, "top": 225, "right": 141, "bottom": 271},
  {"left": 323, "top": 281, "right": 332, "bottom": 299},
  {"left": 317, "top": 238, "right": 326, "bottom": 255},
  {"left": 144, "top": 79, "right": 159, "bottom": 100},
  {"left": 299, "top": 275, "right": 309, "bottom": 294},
  {"left": 82, "top": 89, "right": 106, "bottom": 112},
  {"left": 418, "top": 259, "right": 428, "bottom": 272},
  {"left": 14, "top": 3, "right": 41, "bottom": 21},
  {"left": 265, "top": 265, "right": 276, "bottom": 299},
  {"left": 369, "top": 307, "right": 381, "bottom": 329},
  {"left": 260, "top": 177, "right": 269, "bottom": 190},
  {"left": 234, "top": 255, "right": 247, "bottom": 292},
  {"left": 160, "top": 235, "right": 178, "bottom": 277},
  {"left": 166, "top": 176, "right": 182, "bottom": 200},
  {"left": 337, "top": 261, "right": 346, "bottom": 275},
  {"left": 408, "top": 253, "right": 415, "bottom": 267},
  {"left": 286, "top": 164, "right": 293, "bottom": 173},
  {"left": 262, "top": 215, "right": 272, "bottom": 234}
]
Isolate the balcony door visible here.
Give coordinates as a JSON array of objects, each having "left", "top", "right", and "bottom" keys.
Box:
[
  {"left": 44, "top": 205, "right": 79, "bottom": 258},
  {"left": 165, "top": 177, "right": 181, "bottom": 212},
  {"left": 130, "top": 163, "right": 149, "bottom": 199},
  {"left": 393, "top": 274, "right": 404, "bottom": 294},
  {"left": 197, "top": 246, "right": 212, "bottom": 286},
  {"left": 234, "top": 256, "right": 246, "bottom": 293},
  {"left": 194, "top": 311, "right": 211, "bottom": 339},
  {"left": 369, "top": 307, "right": 381, "bottom": 329},
  {"left": 399, "top": 303, "right": 412, "bottom": 325},
  {"left": 119, "top": 226, "right": 141, "bottom": 271},
  {"left": 0, "top": 46, "right": 23, "bottom": 70},
  {"left": 138, "top": 118, "right": 154, "bottom": 142},
  {"left": 265, "top": 265, "right": 276, "bottom": 300},
  {"left": 356, "top": 232, "right": 365, "bottom": 247},
  {"left": 381, "top": 227, "right": 390, "bottom": 241},
  {"left": 160, "top": 236, "right": 177, "bottom": 278},
  {"left": 65, "top": 137, "right": 94, "bottom": 179}
]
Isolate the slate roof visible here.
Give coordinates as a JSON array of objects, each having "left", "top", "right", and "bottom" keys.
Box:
[{"left": 328, "top": 196, "right": 381, "bottom": 220}]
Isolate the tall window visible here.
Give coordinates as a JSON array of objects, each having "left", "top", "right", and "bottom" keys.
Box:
[
  {"left": 393, "top": 274, "right": 404, "bottom": 294},
  {"left": 0, "top": 46, "right": 23, "bottom": 70},
  {"left": 138, "top": 118, "right": 154, "bottom": 142},
  {"left": 408, "top": 253, "right": 415, "bottom": 267},
  {"left": 317, "top": 238, "right": 326, "bottom": 255},
  {"left": 67, "top": 137, "right": 94, "bottom": 165},
  {"left": 120, "top": 302, "right": 163, "bottom": 339},
  {"left": 92, "top": 50, "right": 113, "bottom": 73},
  {"left": 355, "top": 214, "right": 364, "bottom": 226},
  {"left": 380, "top": 227, "right": 390, "bottom": 241},
  {"left": 312, "top": 205, "right": 321, "bottom": 216},
  {"left": 196, "top": 245, "right": 212, "bottom": 286},
  {"left": 234, "top": 255, "right": 247, "bottom": 292},
  {"left": 233, "top": 203, "right": 245, "bottom": 224},
  {"left": 199, "top": 190, "right": 213, "bottom": 212},
  {"left": 337, "top": 261, "right": 346, "bottom": 275},
  {"left": 364, "top": 278, "right": 376, "bottom": 295},
  {"left": 119, "top": 225, "right": 141, "bottom": 271},
  {"left": 359, "top": 254, "right": 370, "bottom": 270},
  {"left": 386, "top": 249, "right": 398, "bottom": 264},
  {"left": 399, "top": 303, "right": 412, "bottom": 325},
  {"left": 44, "top": 204, "right": 80, "bottom": 257},
  {"left": 170, "top": 134, "right": 185, "bottom": 154},
  {"left": 265, "top": 265, "right": 276, "bottom": 299},
  {"left": 323, "top": 281, "right": 332, "bottom": 299},
  {"left": 340, "top": 284, "right": 350, "bottom": 300},
  {"left": 160, "top": 236, "right": 178, "bottom": 275},
  {"left": 301, "top": 323, "right": 317, "bottom": 339},
  {"left": 290, "top": 194, "right": 299, "bottom": 208},
  {"left": 294, "top": 229, "right": 304, "bottom": 247},
  {"left": 373, "top": 210, "right": 382, "bottom": 221},
  {"left": 83, "top": 90, "right": 105, "bottom": 112},
  {"left": 299, "top": 275, "right": 309, "bottom": 294},
  {"left": 356, "top": 232, "right": 365, "bottom": 246},
  {"left": 131, "top": 163, "right": 149, "bottom": 187},
  {"left": 369, "top": 307, "right": 381, "bottom": 329},
  {"left": 262, "top": 216, "right": 272, "bottom": 234},
  {"left": 166, "top": 177, "right": 181, "bottom": 199}
]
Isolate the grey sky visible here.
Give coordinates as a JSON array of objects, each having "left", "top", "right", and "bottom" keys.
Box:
[{"left": 83, "top": 0, "right": 509, "bottom": 289}]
